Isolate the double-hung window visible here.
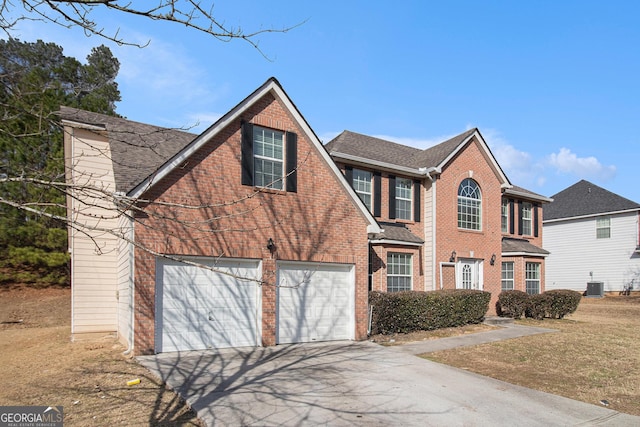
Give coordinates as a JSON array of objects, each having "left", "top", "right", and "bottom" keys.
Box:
[
  {"left": 253, "top": 126, "right": 284, "bottom": 190},
  {"left": 521, "top": 202, "right": 532, "bottom": 236},
  {"left": 501, "top": 262, "right": 514, "bottom": 291},
  {"left": 501, "top": 199, "right": 509, "bottom": 233},
  {"left": 352, "top": 169, "right": 373, "bottom": 211},
  {"left": 525, "top": 262, "right": 540, "bottom": 294},
  {"left": 596, "top": 217, "right": 611, "bottom": 239},
  {"left": 458, "top": 178, "right": 481, "bottom": 230},
  {"left": 395, "top": 178, "right": 412, "bottom": 220},
  {"left": 387, "top": 253, "right": 412, "bottom": 292}
]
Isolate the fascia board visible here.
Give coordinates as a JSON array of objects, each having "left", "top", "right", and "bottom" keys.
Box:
[
  {"left": 502, "top": 251, "right": 549, "bottom": 258},
  {"left": 369, "top": 239, "right": 424, "bottom": 247},
  {"left": 61, "top": 119, "right": 106, "bottom": 132},
  {"left": 329, "top": 152, "right": 428, "bottom": 178},
  {"left": 438, "top": 130, "right": 510, "bottom": 186},
  {"left": 127, "top": 79, "right": 382, "bottom": 235},
  {"left": 543, "top": 208, "right": 640, "bottom": 224},
  {"left": 504, "top": 188, "right": 553, "bottom": 203}
]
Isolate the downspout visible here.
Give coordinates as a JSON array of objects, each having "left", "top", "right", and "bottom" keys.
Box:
[{"left": 69, "top": 127, "right": 75, "bottom": 336}]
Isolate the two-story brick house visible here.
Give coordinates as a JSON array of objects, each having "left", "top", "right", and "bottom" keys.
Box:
[{"left": 326, "top": 129, "right": 551, "bottom": 312}]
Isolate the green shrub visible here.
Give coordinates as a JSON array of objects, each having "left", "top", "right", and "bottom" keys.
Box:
[
  {"left": 525, "top": 293, "right": 551, "bottom": 319},
  {"left": 543, "top": 289, "right": 582, "bottom": 319},
  {"left": 496, "top": 290, "right": 529, "bottom": 319},
  {"left": 369, "top": 289, "right": 491, "bottom": 335}
]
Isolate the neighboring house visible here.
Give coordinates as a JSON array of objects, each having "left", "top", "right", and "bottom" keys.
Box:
[
  {"left": 543, "top": 180, "right": 640, "bottom": 293},
  {"left": 326, "top": 130, "right": 552, "bottom": 311},
  {"left": 62, "top": 78, "right": 380, "bottom": 355}
]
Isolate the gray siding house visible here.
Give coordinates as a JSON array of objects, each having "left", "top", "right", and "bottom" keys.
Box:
[{"left": 543, "top": 180, "right": 640, "bottom": 293}]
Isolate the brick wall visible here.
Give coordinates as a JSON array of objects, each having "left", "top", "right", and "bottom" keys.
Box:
[
  {"left": 132, "top": 92, "right": 371, "bottom": 354},
  {"left": 434, "top": 137, "right": 504, "bottom": 313}
]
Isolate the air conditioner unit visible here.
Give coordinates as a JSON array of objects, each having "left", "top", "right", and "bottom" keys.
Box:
[{"left": 586, "top": 281, "right": 604, "bottom": 297}]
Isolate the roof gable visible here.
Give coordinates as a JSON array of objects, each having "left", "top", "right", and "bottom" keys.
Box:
[
  {"left": 544, "top": 180, "right": 640, "bottom": 221},
  {"left": 61, "top": 78, "right": 381, "bottom": 234},
  {"left": 326, "top": 128, "right": 510, "bottom": 186}
]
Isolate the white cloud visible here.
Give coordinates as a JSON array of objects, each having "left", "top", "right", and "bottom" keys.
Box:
[{"left": 547, "top": 147, "right": 616, "bottom": 181}]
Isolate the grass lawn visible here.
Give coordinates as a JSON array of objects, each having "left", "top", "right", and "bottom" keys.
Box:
[{"left": 425, "top": 295, "right": 640, "bottom": 416}]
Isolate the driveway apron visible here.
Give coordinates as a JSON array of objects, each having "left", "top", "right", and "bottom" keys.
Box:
[{"left": 138, "top": 341, "right": 638, "bottom": 426}]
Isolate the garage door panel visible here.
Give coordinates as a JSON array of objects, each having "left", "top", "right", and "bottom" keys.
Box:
[
  {"left": 277, "top": 262, "right": 354, "bottom": 344},
  {"left": 157, "top": 258, "right": 260, "bottom": 353}
]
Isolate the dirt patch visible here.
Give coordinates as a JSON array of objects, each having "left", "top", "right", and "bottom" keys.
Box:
[
  {"left": 0, "top": 286, "right": 203, "bottom": 426},
  {"left": 369, "top": 323, "right": 497, "bottom": 345}
]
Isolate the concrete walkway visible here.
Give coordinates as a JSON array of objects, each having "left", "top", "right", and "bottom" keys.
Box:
[{"left": 392, "top": 321, "right": 557, "bottom": 355}]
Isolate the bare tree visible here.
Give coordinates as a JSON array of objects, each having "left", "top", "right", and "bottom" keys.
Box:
[{"left": 1, "top": 1, "right": 303, "bottom": 58}]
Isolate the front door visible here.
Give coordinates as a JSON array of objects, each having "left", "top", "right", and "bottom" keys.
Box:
[{"left": 458, "top": 259, "right": 481, "bottom": 290}]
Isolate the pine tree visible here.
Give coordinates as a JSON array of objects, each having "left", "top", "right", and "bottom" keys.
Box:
[{"left": 0, "top": 39, "right": 121, "bottom": 286}]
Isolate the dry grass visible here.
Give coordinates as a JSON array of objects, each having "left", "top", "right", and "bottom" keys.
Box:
[
  {"left": 0, "top": 286, "right": 203, "bottom": 426},
  {"left": 369, "top": 323, "right": 497, "bottom": 345},
  {"left": 425, "top": 296, "right": 640, "bottom": 416}
]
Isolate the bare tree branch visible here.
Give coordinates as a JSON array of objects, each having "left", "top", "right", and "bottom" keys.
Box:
[{"left": 2, "top": 1, "right": 306, "bottom": 59}]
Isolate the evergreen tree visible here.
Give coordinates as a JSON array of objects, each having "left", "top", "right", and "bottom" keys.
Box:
[{"left": 0, "top": 39, "right": 121, "bottom": 286}]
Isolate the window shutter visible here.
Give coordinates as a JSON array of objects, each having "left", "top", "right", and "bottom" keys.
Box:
[
  {"left": 345, "top": 165, "right": 353, "bottom": 186},
  {"left": 413, "top": 180, "right": 421, "bottom": 222},
  {"left": 388, "top": 175, "right": 396, "bottom": 219},
  {"left": 241, "top": 121, "right": 254, "bottom": 186},
  {"left": 518, "top": 202, "right": 523, "bottom": 235},
  {"left": 373, "top": 171, "right": 381, "bottom": 217},
  {"left": 509, "top": 199, "right": 515, "bottom": 234},
  {"left": 285, "top": 132, "right": 297, "bottom": 193},
  {"left": 533, "top": 203, "right": 539, "bottom": 237}
]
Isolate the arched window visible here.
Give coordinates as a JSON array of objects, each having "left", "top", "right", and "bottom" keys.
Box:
[{"left": 458, "top": 178, "right": 481, "bottom": 230}]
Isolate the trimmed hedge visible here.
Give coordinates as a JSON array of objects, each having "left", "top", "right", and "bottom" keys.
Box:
[
  {"left": 496, "top": 290, "right": 529, "bottom": 319},
  {"left": 497, "top": 289, "right": 582, "bottom": 320},
  {"left": 369, "top": 289, "right": 491, "bottom": 335}
]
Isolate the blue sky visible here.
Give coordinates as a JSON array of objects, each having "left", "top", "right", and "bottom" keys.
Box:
[{"left": 10, "top": 1, "right": 640, "bottom": 201}]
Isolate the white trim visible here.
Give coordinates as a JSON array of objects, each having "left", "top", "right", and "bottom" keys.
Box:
[
  {"left": 61, "top": 119, "right": 105, "bottom": 132},
  {"left": 502, "top": 251, "right": 549, "bottom": 258},
  {"left": 329, "top": 152, "right": 431, "bottom": 177},
  {"left": 438, "top": 130, "right": 510, "bottom": 186},
  {"left": 369, "top": 239, "right": 423, "bottom": 247},
  {"left": 543, "top": 208, "right": 640, "bottom": 224},
  {"left": 431, "top": 177, "right": 437, "bottom": 290},
  {"left": 503, "top": 188, "right": 553, "bottom": 203},
  {"left": 128, "top": 79, "right": 382, "bottom": 235}
]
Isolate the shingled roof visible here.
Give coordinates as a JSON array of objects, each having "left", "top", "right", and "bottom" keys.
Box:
[
  {"left": 544, "top": 180, "right": 640, "bottom": 221},
  {"left": 370, "top": 222, "right": 424, "bottom": 244},
  {"left": 59, "top": 106, "right": 196, "bottom": 194},
  {"left": 326, "top": 128, "right": 478, "bottom": 170},
  {"left": 502, "top": 237, "right": 549, "bottom": 256}
]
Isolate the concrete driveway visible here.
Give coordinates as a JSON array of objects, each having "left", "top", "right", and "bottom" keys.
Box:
[{"left": 138, "top": 341, "right": 638, "bottom": 426}]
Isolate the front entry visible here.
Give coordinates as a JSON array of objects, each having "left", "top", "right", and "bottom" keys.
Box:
[{"left": 457, "top": 259, "right": 482, "bottom": 290}]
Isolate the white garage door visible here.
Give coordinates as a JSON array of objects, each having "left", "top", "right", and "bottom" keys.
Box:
[
  {"left": 277, "top": 262, "right": 354, "bottom": 344},
  {"left": 156, "top": 257, "right": 260, "bottom": 353}
]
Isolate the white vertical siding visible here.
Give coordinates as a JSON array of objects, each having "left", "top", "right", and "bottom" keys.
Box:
[
  {"left": 67, "top": 127, "right": 119, "bottom": 333},
  {"left": 544, "top": 211, "right": 640, "bottom": 292},
  {"left": 423, "top": 179, "right": 434, "bottom": 290},
  {"left": 116, "top": 213, "right": 134, "bottom": 348}
]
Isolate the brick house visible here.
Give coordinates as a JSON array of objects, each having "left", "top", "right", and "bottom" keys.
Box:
[
  {"left": 62, "top": 78, "right": 380, "bottom": 355},
  {"left": 326, "top": 129, "right": 552, "bottom": 312}
]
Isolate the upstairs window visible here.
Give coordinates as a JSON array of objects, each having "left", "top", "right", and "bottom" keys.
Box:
[
  {"left": 352, "top": 169, "right": 373, "bottom": 211},
  {"left": 241, "top": 122, "right": 297, "bottom": 192},
  {"left": 458, "top": 178, "right": 481, "bottom": 230},
  {"left": 395, "top": 178, "right": 413, "bottom": 220},
  {"left": 521, "top": 202, "right": 532, "bottom": 236},
  {"left": 501, "top": 199, "right": 509, "bottom": 233},
  {"left": 596, "top": 217, "right": 611, "bottom": 239},
  {"left": 253, "top": 126, "right": 284, "bottom": 189}
]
